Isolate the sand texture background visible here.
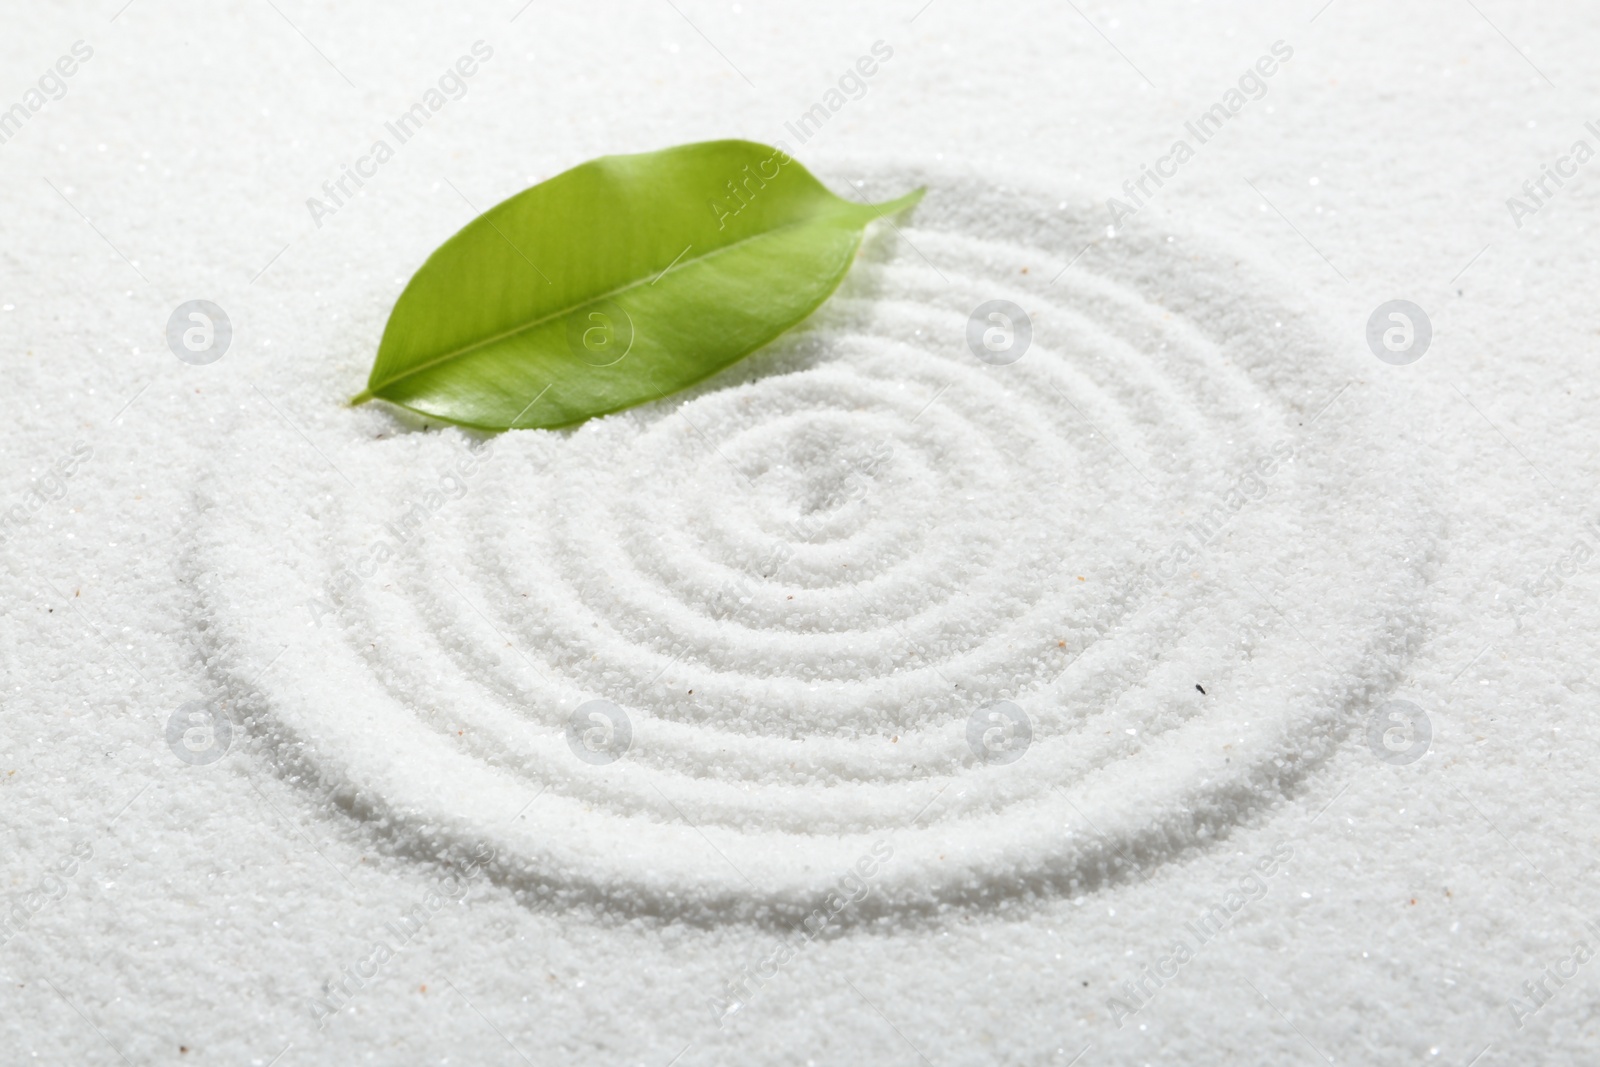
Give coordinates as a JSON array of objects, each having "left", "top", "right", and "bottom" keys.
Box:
[{"left": 3, "top": 1, "right": 1600, "bottom": 1064}]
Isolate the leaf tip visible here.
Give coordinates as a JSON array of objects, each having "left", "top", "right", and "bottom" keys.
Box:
[
  {"left": 875, "top": 186, "right": 927, "bottom": 217},
  {"left": 348, "top": 389, "right": 375, "bottom": 407}
]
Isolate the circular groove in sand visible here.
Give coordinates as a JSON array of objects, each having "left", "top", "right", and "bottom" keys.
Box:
[{"left": 189, "top": 173, "right": 1435, "bottom": 917}]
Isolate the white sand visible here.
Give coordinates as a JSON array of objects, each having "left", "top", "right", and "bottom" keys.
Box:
[{"left": 5, "top": 2, "right": 1599, "bottom": 1064}]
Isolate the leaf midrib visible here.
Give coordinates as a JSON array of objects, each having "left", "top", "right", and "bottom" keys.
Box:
[{"left": 360, "top": 201, "right": 871, "bottom": 400}]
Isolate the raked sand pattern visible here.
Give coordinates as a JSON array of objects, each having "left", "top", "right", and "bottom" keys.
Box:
[{"left": 184, "top": 171, "right": 1438, "bottom": 925}]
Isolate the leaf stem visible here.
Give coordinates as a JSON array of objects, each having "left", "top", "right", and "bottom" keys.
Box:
[{"left": 348, "top": 389, "right": 374, "bottom": 406}]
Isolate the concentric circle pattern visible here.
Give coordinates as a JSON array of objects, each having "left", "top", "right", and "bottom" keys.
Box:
[{"left": 189, "top": 172, "right": 1436, "bottom": 922}]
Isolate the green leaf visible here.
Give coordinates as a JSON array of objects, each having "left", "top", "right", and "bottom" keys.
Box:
[{"left": 351, "top": 140, "right": 923, "bottom": 430}]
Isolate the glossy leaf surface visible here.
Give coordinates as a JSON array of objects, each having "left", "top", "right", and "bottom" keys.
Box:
[{"left": 353, "top": 140, "right": 923, "bottom": 430}]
